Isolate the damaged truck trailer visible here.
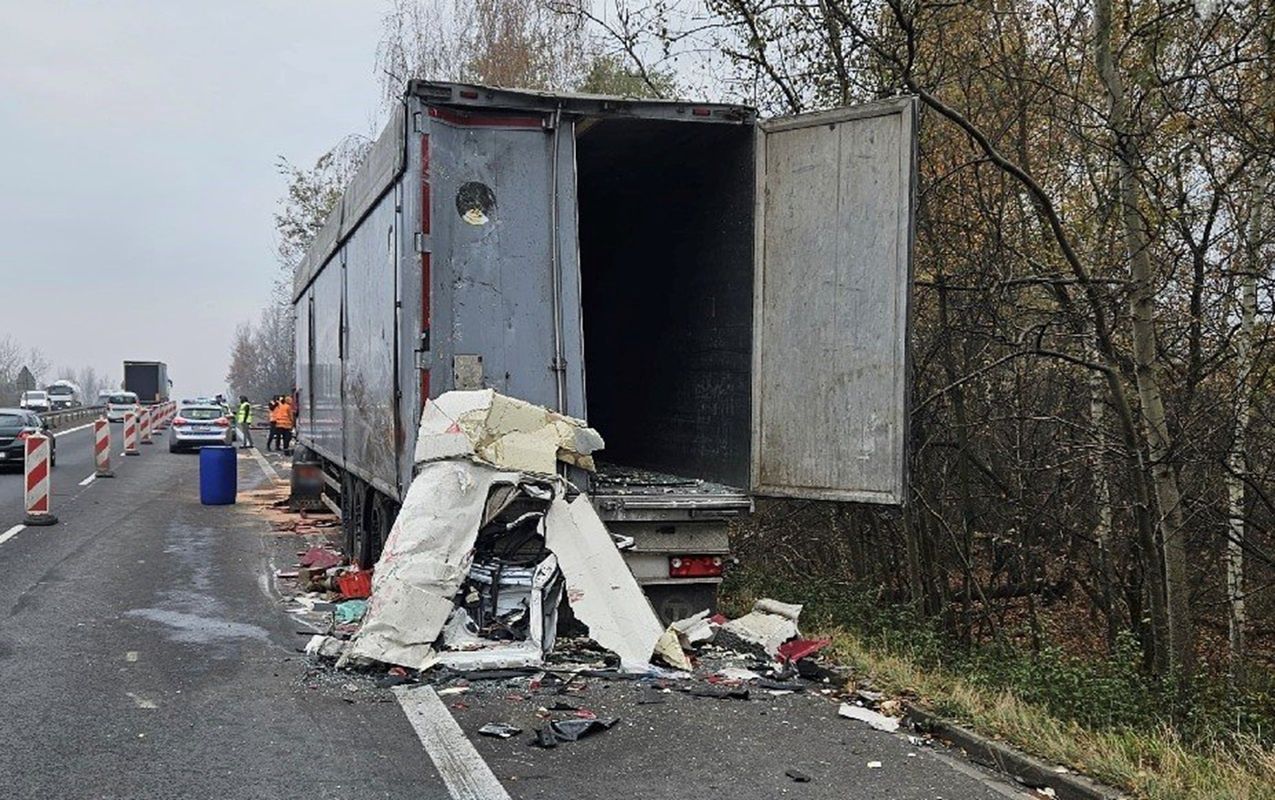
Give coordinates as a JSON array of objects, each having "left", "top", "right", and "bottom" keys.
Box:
[{"left": 290, "top": 81, "right": 916, "bottom": 622}]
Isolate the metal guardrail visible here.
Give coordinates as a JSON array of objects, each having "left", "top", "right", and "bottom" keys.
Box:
[{"left": 39, "top": 405, "right": 107, "bottom": 431}]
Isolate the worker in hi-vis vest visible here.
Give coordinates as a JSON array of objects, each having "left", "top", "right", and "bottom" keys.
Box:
[{"left": 236, "top": 396, "right": 254, "bottom": 449}]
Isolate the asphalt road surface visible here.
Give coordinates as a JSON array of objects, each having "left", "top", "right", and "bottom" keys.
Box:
[{"left": 0, "top": 434, "right": 1032, "bottom": 800}]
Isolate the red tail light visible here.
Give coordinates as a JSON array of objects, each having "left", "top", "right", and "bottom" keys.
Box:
[
  {"left": 214, "top": 417, "right": 231, "bottom": 427},
  {"left": 172, "top": 417, "right": 188, "bottom": 426},
  {"left": 669, "top": 555, "right": 724, "bottom": 578}
]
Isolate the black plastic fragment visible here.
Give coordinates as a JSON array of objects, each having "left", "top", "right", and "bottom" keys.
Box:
[
  {"left": 785, "top": 768, "right": 812, "bottom": 783},
  {"left": 688, "top": 686, "right": 751, "bottom": 700},
  {"left": 531, "top": 717, "right": 620, "bottom": 747},
  {"left": 535, "top": 727, "right": 559, "bottom": 748},
  {"left": 550, "top": 718, "right": 619, "bottom": 742}
]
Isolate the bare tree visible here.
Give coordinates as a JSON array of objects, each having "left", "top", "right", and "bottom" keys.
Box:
[{"left": 376, "top": 0, "right": 589, "bottom": 100}]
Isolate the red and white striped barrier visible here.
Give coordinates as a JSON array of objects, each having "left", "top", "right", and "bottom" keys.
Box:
[
  {"left": 94, "top": 418, "right": 115, "bottom": 478},
  {"left": 24, "top": 432, "right": 57, "bottom": 526},
  {"left": 139, "top": 406, "right": 153, "bottom": 445},
  {"left": 123, "top": 411, "right": 140, "bottom": 456}
]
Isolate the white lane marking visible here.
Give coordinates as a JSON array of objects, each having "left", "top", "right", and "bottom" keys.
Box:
[
  {"left": 248, "top": 447, "right": 282, "bottom": 483},
  {"left": 394, "top": 686, "right": 512, "bottom": 800},
  {"left": 79, "top": 474, "right": 97, "bottom": 487},
  {"left": 0, "top": 524, "right": 26, "bottom": 545},
  {"left": 53, "top": 421, "right": 96, "bottom": 437}
]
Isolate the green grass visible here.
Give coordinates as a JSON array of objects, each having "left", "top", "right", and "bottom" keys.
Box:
[{"left": 722, "top": 570, "right": 1275, "bottom": 800}]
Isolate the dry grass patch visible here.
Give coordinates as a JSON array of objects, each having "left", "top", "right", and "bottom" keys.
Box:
[{"left": 824, "top": 628, "right": 1275, "bottom": 800}]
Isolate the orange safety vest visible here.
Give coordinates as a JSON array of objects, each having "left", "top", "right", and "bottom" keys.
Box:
[{"left": 276, "top": 401, "right": 296, "bottom": 430}]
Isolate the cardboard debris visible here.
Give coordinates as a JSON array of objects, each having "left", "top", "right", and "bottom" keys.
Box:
[
  {"left": 414, "top": 389, "right": 604, "bottom": 474},
  {"left": 652, "top": 627, "right": 693, "bottom": 671},
  {"left": 718, "top": 598, "right": 802, "bottom": 657}
]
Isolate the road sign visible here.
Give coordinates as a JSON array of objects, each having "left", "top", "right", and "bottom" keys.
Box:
[{"left": 16, "top": 366, "right": 35, "bottom": 393}]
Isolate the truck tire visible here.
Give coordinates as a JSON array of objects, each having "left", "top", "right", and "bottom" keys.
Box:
[
  {"left": 342, "top": 474, "right": 373, "bottom": 569},
  {"left": 366, "top": 494, "right": 398, "bottom": 564}
]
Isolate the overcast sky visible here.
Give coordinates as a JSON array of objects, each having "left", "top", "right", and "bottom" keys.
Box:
[{"left": 0, "top": 1, "right": 387, "bottom": 399}]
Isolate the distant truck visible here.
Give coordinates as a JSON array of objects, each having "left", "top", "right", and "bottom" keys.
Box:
[
  {"left": 290, "top": 82, "right": 916, "bottom": 621},
  {"left": 45, "top": 380, "right": 82, "bottom": 410},
  {"left": 123, "top": 361, "right": 170, "bottom": 405}
]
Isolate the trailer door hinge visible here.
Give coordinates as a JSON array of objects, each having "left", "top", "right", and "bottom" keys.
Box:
[
  {"left": 414, "top": 232, "right": 426, "bottom": 253},
  {"left": 549, "top": 356, "right": 567, "bottom": 372}
]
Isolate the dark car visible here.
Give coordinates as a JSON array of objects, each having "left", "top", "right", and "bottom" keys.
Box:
[{"left": 0, "top": 409, "right": 56, "bottom": 470}]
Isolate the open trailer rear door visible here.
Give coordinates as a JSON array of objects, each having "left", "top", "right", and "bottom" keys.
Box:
[{"left": 751, "top": 96, "right": 917, "bottom": 504}]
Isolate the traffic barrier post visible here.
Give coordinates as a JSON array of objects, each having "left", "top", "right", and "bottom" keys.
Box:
[
  {"left": 23, "top": 433, "right": 58, "bottom": 526},
  {"left": 140, "top": 407, "right": 153, "bottom": 445},
  {"left": 93, "top": 418, "right": 114, "bottom": 478},
  {"left": 124, "top": 411, "right": 140, "bottom": 456}
]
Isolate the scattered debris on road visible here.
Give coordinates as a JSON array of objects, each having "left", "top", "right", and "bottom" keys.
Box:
[
  {"left": 839, "top": 702, "right": 901, "bottom": 732},
  {"left": 477, "top": 722, "right": 522, "bottom": 739},
  {"left": 532, "top": 716, "right": 619, "bottom": 748},
  {"left": 785, "top": 768, "right": 812, "bottom": 783},
  {"left": 252, "top": 392, "right": 965, "bottom": 765}
]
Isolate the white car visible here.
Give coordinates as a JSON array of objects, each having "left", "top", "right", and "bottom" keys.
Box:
[
  {"left": 169, "top": 404, "right": 235, "bottom": 452},
  {"left": 105, "top": 392, "right": 141, "bottom": 422},
  {"left": 19, "top": 391, "right": 52, "bottom": 412}
]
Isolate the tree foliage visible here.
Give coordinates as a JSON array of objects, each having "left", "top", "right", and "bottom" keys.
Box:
[{"left": 582, "top": 0, "right": 1274, "bottom": 690}]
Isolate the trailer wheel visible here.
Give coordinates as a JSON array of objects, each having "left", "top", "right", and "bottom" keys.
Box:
[
  {"left": 343, "top": 474, "right": 372, "bottom": 568},
  {"left": 366, "top": 493, "right": 397, "bottom": 564}
]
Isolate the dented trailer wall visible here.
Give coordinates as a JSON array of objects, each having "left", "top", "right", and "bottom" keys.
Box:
[{"left": 294, "top": 106, "right": 417, "bottom": 503}]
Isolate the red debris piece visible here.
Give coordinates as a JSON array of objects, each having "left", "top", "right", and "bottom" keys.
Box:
[
  {"left": 388, "top": 666, "right": 408, "bottom": 677},
  {"left": 574, "top": 709, "right": 597, "bottom": 720},
  {"left": 299, "top": 547, "right": 342, "bottom": 570},
  {"left": 710, "top": 613, "right": 728, "bottom": 625},
  {"left": 777, "top": 638, "right": 831, "bottom": 664},
  {"left": 336, "top": 569, "right": 373, "bottom": 599}
]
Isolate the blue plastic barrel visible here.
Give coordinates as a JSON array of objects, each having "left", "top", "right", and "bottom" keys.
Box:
[{"left": 200, "top": 445, "right": 237, "bottom": 505}]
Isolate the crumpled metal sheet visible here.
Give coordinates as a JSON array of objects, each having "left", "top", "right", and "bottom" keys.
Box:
[
  {"left": 414, "top": 389, "right": 604, "bottom": 474},
  {"left": 544, "top": 495, "right": 665, "bottom": 669},
  {"left": 347, "top": 461, "right": 662, "bottom": 672},
  {"left": 347, "top": 460, "right": 519, "bottom": 669},
  {"left": 345, "top": 391, "right": 656, "bottom": 671}
]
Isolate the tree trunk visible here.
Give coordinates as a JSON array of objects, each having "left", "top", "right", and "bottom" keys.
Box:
[
  {"left": 1226, "top": 249, "right": 1254, "bottom": 687},
  {"left": 1089, "top": 338, "right": 1119, "bottom": 650},
  {"left": 1093, "top": 0, "right": 1193, "bottom": 677}
]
